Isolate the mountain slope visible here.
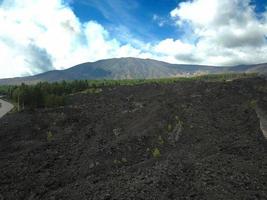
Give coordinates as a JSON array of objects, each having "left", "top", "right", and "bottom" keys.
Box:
[
  {"left": 1, "top": 77, "right": 267, "bottom": 199},
  {"left": 0, "top": 57, "right": 266, "bottom": 85}
]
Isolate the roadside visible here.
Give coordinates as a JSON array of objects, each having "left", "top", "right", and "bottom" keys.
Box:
[{"left": 256, "top": 106, "right": 267, "bottom": 139}]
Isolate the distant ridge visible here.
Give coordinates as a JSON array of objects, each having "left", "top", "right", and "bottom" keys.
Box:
[{"left": 0, "top": 57, "right": 266, "bottom": 85}]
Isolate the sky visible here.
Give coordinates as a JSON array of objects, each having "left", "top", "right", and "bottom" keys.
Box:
[{"left": 0, "top": 0, "right": 267, "bottom": 78}]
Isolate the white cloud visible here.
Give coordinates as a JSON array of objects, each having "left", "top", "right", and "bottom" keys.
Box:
[
  {"left": 154, "top": 38, "right": 193, "bottom": 56},
  {"left": 152, "top": 14, "right": 168, "bottom": 27},
  {"left": 0, "top": 0, "right": 151, "bottom": 78},
  {"left": 169, "top": 0, "right": 267, "bottom": 65},
  {"left": 171, "top": 0, "right": 218, "bottom": 26},
  {"left": 0, "top": 0, "right": 267, "bottom": 78}
]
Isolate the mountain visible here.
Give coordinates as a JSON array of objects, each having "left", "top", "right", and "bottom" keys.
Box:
[{"left": 0, "top": 57, "right": 267, "bottom": 85}]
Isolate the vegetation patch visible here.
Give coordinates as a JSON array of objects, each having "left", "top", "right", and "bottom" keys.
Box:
[
  {"left": 166, "top": 116, "right": 183, "bottom": 145},
  {"left": 113, "top": 158, "right": 128, "bottom": 165},
  {"left": 152, "top": 148, "right": 161, "bottom": 158},
  {"left": 47, "top": 131, "right": 53, "bottom": 142},
  {"left": 249, "top": 100, "right": 258, "bottom": 109},
  {"left": 158, "top": 135, "right": 164, "bottom": 145},
  {"left": 0, "top": 73, "right": 258, "bottom": 110},
  {"left": 83, "top": 88, "right": 103, "bottom": 94}
]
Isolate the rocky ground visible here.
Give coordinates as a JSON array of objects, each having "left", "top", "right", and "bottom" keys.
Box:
[{"left": 0, "top": 77, "right": 267, "bottom": 200}]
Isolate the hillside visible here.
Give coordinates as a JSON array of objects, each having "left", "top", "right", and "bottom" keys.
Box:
[
  {"left": 0, "top": 76, "right": 267, "bottom": 199},
  {"left": 0, "top": 57, "right": 266, "bottom": 85}
]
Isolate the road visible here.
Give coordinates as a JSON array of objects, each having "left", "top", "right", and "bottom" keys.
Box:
[{"left": 0, "top": 99, "right": 14, "bottom": 118}]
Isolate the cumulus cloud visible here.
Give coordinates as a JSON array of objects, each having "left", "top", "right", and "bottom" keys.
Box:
[
  {"left": 0, "top": 0, "right": 267, "bottom": 78},
  {"left": 168, "top": 0, "right": 267, "bottom": 65},
  {"left": 0, "top": 0, "right": 150, "bottom": 78}
]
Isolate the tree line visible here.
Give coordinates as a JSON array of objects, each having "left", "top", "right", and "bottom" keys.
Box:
[
  {"left": 0, "top": 73, "right": 257, "bottom": 110},
  {"left": 0, "top": 80, "right": 91, "bottom": 109}
]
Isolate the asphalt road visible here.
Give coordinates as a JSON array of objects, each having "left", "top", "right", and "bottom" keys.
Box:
[{"left": 0, "top": 99, "right": 14, "bottom": 118}]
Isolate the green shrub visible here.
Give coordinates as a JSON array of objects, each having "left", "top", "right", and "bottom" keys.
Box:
[
  {"left": 167, "top": 124, "right": 172, "bottom": 132},
  {"left": 47, "top": 131, "right": 53, "bottom": 142},
  {"left": 249, "top": 100, "right": 257, "bottom": 109},
  {"left": 152, "top": 148, "right": 161, "bottom": 158},
  {"left": 84, "top": 88, "right": 103, "bottom": 94},
  {"left": 158, "top": 135, "right": 164, "bottom": 145}
]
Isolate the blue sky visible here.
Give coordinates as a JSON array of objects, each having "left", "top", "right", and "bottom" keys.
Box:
[
  {"left": 70, "top": 0, "right": 180, "bottom": 42},
  {"left": 71, "top": 0, "right": 266, "bottom": 39},
  {"left": 70, "top": 0, "right": 267, "bottom": 43},
  {"left": 0, "top": 0, "right": 267, "bottom": 78}
]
